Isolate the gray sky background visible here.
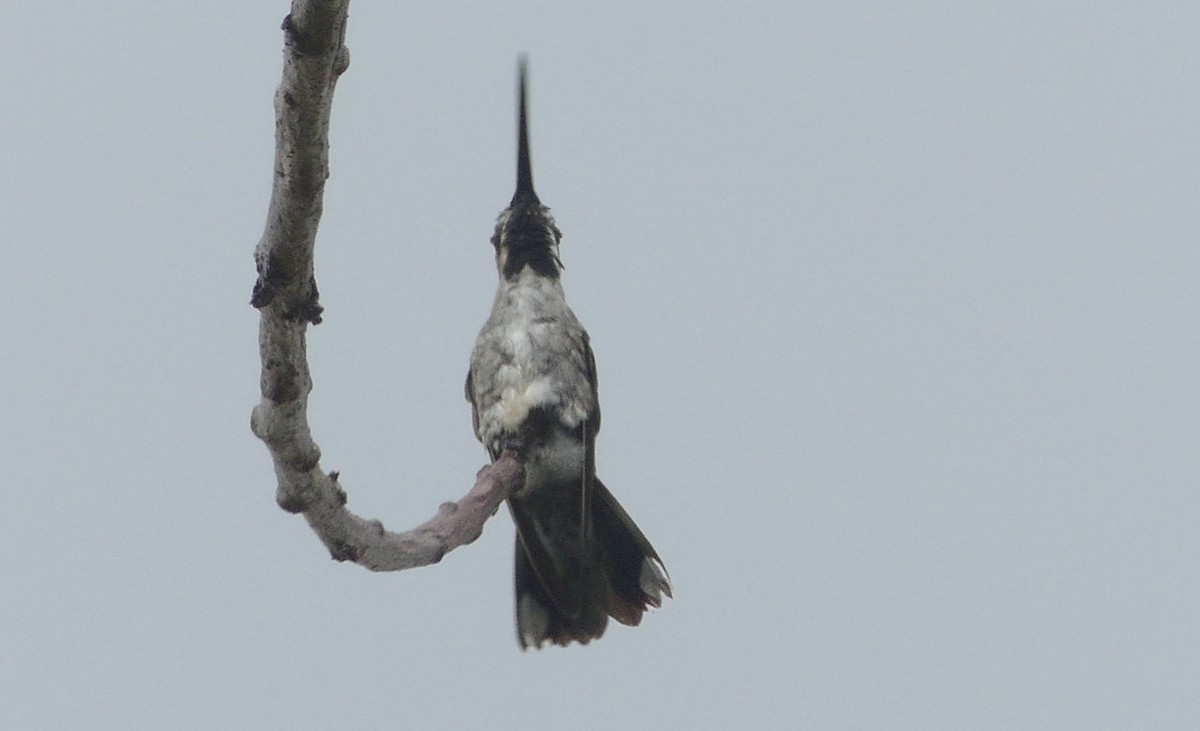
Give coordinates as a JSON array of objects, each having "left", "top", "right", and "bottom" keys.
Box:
[{"left": 3, "top": 2, "right": 1198, "bottom": 729}]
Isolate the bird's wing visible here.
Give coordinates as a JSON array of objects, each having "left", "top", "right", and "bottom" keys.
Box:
[
  {"left": 465, "top": 367, "right": 485, "bottom": 450},
  {"left": 581, "top": 330, "right": 601, "bottom": 436}
]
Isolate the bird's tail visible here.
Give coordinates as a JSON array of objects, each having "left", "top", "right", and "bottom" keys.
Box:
[{"left": 511, "top": 478, "right": 671, "bottom": 649}]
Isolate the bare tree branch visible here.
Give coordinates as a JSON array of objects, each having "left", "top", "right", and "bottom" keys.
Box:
[{"left": 249, "top": 1, "right": 520, "bottom": 571}]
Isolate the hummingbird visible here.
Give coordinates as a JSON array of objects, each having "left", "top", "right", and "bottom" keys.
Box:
[{"left": 465, "top": 59, "right": 671, "bottom": 649}]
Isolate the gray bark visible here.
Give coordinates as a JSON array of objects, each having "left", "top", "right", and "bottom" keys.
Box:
[{"left": 249, "top": 1, "right": 520, "bottom": 571}]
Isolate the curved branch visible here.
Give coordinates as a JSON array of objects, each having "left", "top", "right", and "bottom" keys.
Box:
[
  {"left": 303, "top": 456, "right": 523, "bottom": 571},
  {"left": 250, "top": 1, "right": 519, "bottom": 571}
]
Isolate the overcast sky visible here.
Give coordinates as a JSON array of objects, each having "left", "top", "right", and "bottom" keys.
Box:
[{"left": 3, "top": 2, "right": 1198, "bottom": 729}]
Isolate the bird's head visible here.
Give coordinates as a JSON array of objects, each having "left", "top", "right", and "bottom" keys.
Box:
[{"left": 491, "top": 58, "right": 563, "bottom": 280}]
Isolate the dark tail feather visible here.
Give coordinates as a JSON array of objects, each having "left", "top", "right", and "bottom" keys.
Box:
[
  {"left": 513, "top": 537, "right": 607, "bottom": 649},
  {"left": 511, "top": 494, "right": 608, "bottom": 649},
  {"left": 591, "top": 478, "right": 672, "bottom": 626},
  {"left": 511, "top": 479, "right": 670, "bottom": 649}
]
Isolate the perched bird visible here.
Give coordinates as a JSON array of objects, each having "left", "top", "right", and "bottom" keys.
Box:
[{"left": 466, "top": 60, "right": 671, "bottom": 649}]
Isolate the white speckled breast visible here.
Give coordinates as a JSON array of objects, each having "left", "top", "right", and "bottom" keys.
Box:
[{"left": 469, "top": 268, "right": 594, "bottom": 451}]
